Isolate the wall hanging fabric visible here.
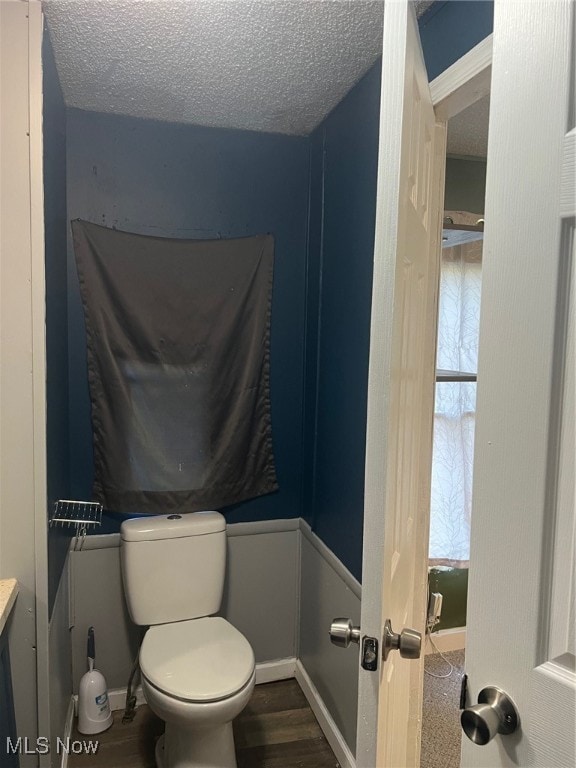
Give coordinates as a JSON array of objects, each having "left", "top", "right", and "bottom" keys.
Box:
[{"left": 72, "top": 219, "right": 278, "bottom": 514}]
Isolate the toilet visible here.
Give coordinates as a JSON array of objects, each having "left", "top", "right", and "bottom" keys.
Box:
[{"left": 120, "top": 511, "right": 256, "bottom": 768}]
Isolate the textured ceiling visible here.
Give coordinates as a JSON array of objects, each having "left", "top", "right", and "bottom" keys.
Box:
[
  {"left": 447, "top": 93, "right": 490, "bottom": 158},
  {"left": 44, "top": 0, "right": 389, "bottom": 136},
  {"left": 44, "top": 0, "right": 488, "bottom": 149}
]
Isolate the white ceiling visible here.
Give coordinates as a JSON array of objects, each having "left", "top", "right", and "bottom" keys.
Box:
[
  {"left": 44, "top": 0, "right": 388, "bottom": 136},
  {"left": 44, "top": 0, "right": 487, "bottom": 154}
]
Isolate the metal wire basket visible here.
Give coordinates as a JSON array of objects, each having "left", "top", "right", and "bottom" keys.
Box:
[{"left": 50, "top": 499, "right": 103, "bottom": 550}]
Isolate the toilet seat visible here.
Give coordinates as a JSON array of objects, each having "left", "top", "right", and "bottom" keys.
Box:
[{"left": 140, "top": 616, "right": 255, "bottom": 703}]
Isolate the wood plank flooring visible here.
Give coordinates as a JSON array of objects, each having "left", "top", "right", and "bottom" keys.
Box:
[
  {"left": 69, "top": 679, "right": 340, "bottom": 768},
  {"left": 235, "top": 678, "right": 339, "bottom": 768}
]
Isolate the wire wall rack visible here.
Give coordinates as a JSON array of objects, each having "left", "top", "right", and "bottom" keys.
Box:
[{"left": 50, "top": 499, "right": 103, "bottom": 550}]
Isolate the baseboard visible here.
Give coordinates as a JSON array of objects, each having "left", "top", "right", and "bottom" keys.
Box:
[
  {"left": 425, "top": 627, "right": 466, "bottom": 654},
  {"left": 92, "top": 657, "right": 298, "bottom": 714},
  {"left": 72, "top": 685, "right": 145, "bottom": 716},
  {"left": 255, "top": 657, "right": 296, "bottom": 684},
  {"left": 295, "top": 660, "right": 356, "bottom": 768},
  {"left": 107, "top": 685, "right": 147, "bottom": 712},
  {"left": 61, "top": 697, "right": 75, "bottom": 768}
]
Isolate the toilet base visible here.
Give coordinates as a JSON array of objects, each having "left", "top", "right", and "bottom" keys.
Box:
[
  {"left": 154, "top": 722, "right": 237, "bottom": 768},
  {"left": 155, "top": 734, "right": 165, "bottom": 768}
]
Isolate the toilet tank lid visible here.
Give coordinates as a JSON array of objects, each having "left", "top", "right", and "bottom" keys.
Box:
[{"left": 120, "top": 511, "right": 225, "bottom": 542}]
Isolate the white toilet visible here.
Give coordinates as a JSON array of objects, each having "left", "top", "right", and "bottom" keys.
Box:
[{"left": 120, "top": 511, "right": 256, "bottom": 768}]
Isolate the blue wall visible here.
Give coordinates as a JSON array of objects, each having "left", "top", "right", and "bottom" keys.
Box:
[
  {"left": 303, "top": 64, "right": 381, "bottom": 581},
  {"left": 419, "top": 1, "right": 494, "bottom": 80},
  {"left": 43, "top": 29, "right": 72, "bottom": 615},
  {"left": 46, "top": 2, "right": 495, "bottom": 577},
  {"left": 66, "top": 110, "right": 310, "bottom": 525},
  {"left": 301, "top": 3, "right": 494, "bottom": 580}
]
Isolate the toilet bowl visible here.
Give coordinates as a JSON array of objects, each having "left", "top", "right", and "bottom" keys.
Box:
[
  {"left": 143, "top": 670, "right": 256, "bottom": 768},
  {"left": 120, "top": 512, "right": 256, "bottom": 768},
  {"left": 139, "top": 616, "right": 255, "bottom": 768}
]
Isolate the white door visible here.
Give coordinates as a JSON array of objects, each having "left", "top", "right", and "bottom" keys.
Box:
[
  {"left": 462, "top": 0, "right": 576, "bottom": 766},
  {"left": 355, "top": 2, "right": 446, "bottom": 766}
]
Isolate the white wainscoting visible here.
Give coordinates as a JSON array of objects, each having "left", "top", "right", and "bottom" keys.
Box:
[
  {"left": 49, "top": 553, "right": 73, "bottom": 761},
  {"left": 298, "top": 520, "right": 361, "bottom": 758}
]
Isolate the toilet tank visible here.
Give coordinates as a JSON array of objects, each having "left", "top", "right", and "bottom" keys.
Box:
[{"left": 120, "top": 511, "right": 226, "bottom": 626}]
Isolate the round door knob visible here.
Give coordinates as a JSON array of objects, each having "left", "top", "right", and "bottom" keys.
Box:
[
  {"left": 397, "top": 627, "right": 421, "bottom": 659},
  {"left": 329, "top": 618, "right": 361, "bottom": 648},
  {"left": 382, "top": 619, "right": 421, "bottom": 660},
  {"left": 461, "top": 686, "right": 519, "bottom": 745}
]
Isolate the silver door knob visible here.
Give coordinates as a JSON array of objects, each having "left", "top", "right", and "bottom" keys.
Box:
[
  {"left": 329, "top": 618, "right": 361, "bottom": 648},
  {"left": 461, "top": 686, "right": 520, "bottom": 745},
  {"left": 382, "top": 619, "right": 421, "bottom": 660}
]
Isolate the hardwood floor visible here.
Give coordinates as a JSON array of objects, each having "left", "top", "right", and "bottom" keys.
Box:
[
  {"left": 69, "top": 679, "right": 340, "bottom": 768},
  {"left": 68, "top": 707, "right": 162, "bottom": 768},
  {"left": 235, "top": 679, "right": 340, "bottom": 768}
]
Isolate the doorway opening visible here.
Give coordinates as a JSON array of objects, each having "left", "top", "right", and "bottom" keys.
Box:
[{"left": 421, "top": 90, "right": 490, "bottom": 768}]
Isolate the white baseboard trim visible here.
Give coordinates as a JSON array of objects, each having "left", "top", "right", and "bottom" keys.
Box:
[
  {"left": 61, "top": 697, "right": 75, "bottom": 768},
  {"left": 425, "top": 627, "right": 466, "bottom": 654},
  {"left": 72, "top": 685, "right": 146, "bottom": 716},
  {"left": 295, "top": 660, "right": 356, "bottom": 768},
  {"left": 68, "top": 657, "right": 354, "bottom": 767},
  {"left": 89, "top": 657, "right": 298, "bottom": 714},
  {"left": 108, "top": 685, "right": 147, "bottom": 712},
  {"left": 255, "top": 657, "right": 297, "bottom": 684}
]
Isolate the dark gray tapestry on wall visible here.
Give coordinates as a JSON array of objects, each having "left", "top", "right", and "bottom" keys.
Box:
[{"left": 72, "top": 219, "right": 278, "bottom": 515}]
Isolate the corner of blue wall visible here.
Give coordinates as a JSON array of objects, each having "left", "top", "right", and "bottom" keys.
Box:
[{"left": 419, "top": 1, "right": 494, "bottom": 81}]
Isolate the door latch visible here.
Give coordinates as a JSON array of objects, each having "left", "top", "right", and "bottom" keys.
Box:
[{"left": 361, "top": 636, "right": 379, "bottom": 671}]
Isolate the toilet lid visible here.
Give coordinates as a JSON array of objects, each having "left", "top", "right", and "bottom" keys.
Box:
[{"left": 140, "top": 617, "right": 255, "bottom": 702}]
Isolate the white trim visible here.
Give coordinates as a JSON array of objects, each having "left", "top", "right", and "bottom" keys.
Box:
[
  {"left": 107, "top": 686, "right": 146, "bottom": 713},
  {"left": 294, "top": 520, "right": 302, "bottom": 659},
  {"left": 72, "top": 518, "right": 300, "bottom": 551},
  {"left": 424, "top": 627, "right": 466, "bottom": 655},
  {"left": 29, "top": 0, "right": 51, "bottom": 753},
  {"left": 255, "top": 657, "right": 297, "bottom": 684},
  {"left": 70, "top": 533, "right": 121, "bottom": 551},
  {"left": 60, "top": 697, "right": 76, "bottom": 768},
  {"left": 431, "top": 34, "right": 493, "bottom": 120},
  {"left": 227, "top": 518, "right": 300, "bottom": 537},
  {"left": 73, "top": 686, "right": 146, "bottom": 716},
  {"left": 295, "top": 660, "right": 356, "bottom": 768},
  {"left": 95, "top": 658, "right": 298, "bottom": 713},
  {"left": 299, "top": 519, "right": 361, "bottom": 599}
]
